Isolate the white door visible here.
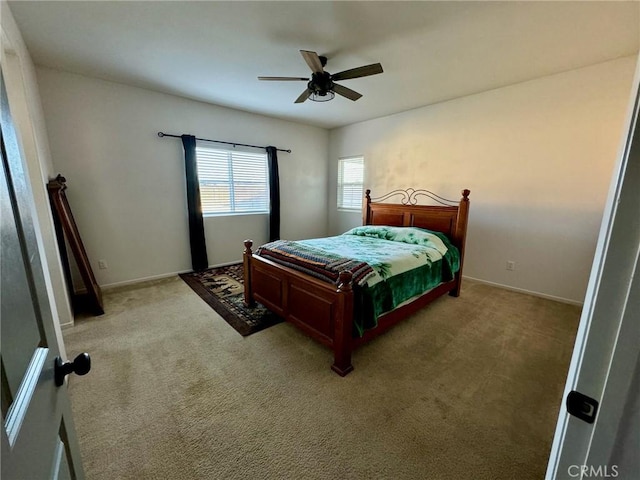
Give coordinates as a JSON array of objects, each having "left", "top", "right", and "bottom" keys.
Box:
[
  {"left": 1, "top": 71, "right": 86, "bottom": 479},
  {"left": 546, "top": 56, "right": 640, "bottom": 478}
]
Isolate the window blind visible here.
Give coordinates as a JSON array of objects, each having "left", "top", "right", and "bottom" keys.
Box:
[
  {"left": 337, "top": 157, "right": 364, "bottom": 210},
  {"left": 196, "top": 147, "right": 269, "bottom": 215}
]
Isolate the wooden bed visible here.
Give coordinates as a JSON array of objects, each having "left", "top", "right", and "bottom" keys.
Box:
[{"left": 242, "top": 188, "right": 470, "bottom": 376}]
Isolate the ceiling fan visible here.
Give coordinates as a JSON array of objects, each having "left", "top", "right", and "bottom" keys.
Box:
[{"left": 258, "top": 50, "right": 383, "bottom": 104}]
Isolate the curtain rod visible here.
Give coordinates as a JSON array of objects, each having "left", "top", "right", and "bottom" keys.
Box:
[{"left": 157, "top": 132, "right": 291, "bottom": 153}]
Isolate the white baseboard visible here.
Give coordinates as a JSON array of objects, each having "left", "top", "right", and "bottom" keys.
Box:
[
  {"left": 208, "top": 260, "right": 242, "bottom": 269},
  {"left": 101, "top": 269, "right": 192, "bottom": 290},
  {"left": 462, "top": 275, "right": 584, "bottom": 306},
  {"left": 100, "top": 261, "right": 242, "bottom": 291},
  {"left": 76, "top": 266, "right": 584, "bottom": 307}
]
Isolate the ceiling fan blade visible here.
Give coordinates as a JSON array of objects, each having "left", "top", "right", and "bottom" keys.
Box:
[
  {"left": 333, "top": 83, "right": 362, "bottom": 101},
  {"left": 300, "top": 50, "right": 324, "bottom": 74},
  {"left": 294, "top": 89, "right": 312, "bottom": 104},
  {"left": 258, "top": 76, "right": 309, "bottom": 81},
  {"left": 331, "top": 63, "right": 383, "bottom": 81}
]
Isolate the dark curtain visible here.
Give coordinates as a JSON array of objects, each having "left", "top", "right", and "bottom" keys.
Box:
[
  {"left": 266, "top": 146, "right": 280, "bottom": 241},
  {"left": 181, "top": 135, "right": 209, "bottom": 271}
]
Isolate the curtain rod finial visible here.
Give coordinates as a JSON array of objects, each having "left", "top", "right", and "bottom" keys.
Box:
[{"left": 157, "top": 132, "right": 164, "bottom": 137}]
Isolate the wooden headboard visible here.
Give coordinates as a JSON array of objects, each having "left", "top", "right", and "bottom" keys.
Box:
[{"left": 363, "top": 188, "right": 471, "bottom": 254}]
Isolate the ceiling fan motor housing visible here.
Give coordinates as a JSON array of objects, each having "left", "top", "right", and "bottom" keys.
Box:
[{"left": 309, "top": 71, "right": 334, "bottom": 95}]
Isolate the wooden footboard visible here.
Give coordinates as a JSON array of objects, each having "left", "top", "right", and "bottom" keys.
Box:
[
  {"left": 243, "top": 188, "right": 470, "bottom": 376},
  {"left": 243, "top": 240, "right": 355, "bottom": 375}
]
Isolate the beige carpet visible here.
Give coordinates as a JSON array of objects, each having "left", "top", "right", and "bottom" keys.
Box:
[{"left": 63, "top": 277, "right": 580, "bottom": 480}]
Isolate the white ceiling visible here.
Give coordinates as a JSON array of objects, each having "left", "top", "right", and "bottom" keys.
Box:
[{"left": 8, "top": 1, "right": 640, "bottom": 129}]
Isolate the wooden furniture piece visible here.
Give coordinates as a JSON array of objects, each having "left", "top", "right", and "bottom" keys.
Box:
[
  {"left": 47, "top": 174, "right": 104, "bottom": 315},
  {"left": 243, "top": 188, "right": 470, "bottom": 376}
]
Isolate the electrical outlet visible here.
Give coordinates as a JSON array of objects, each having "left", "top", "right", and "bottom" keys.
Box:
[
  {"left": 506, "top": 261, "right": 515, "bottom": 271},
  {"left": 98, "top": 260, "right": 108, "bottom": 270}
]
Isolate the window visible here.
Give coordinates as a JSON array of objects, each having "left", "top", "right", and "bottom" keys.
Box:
[
  {"left": 337, "top": 156, "right": 364, "bottom": 210},
  {"left": 196, "top": 146, "right": 269, "bottom": 215}
]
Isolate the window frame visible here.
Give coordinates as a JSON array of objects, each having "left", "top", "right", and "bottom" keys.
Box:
[
  {"left": 337, "top": 156, "right": 365, "bottom": 212},
  {"left": 195, "top": 145, "right": 270, "bottom": 217}
]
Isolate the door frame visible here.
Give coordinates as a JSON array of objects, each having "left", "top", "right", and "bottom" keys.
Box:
[
  {"left": 1, "top": 66, "right": 86, "bottom": 480},
  {"left": 546, "top": 54, "right": 640, "bottom": 478},
  {"left": 1, "top": 1, "right": 74, "bottom": 332}
]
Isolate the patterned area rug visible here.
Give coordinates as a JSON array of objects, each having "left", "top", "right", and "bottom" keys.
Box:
[{"left": 179, "top": 263, "right": 282, "bottom": 336}]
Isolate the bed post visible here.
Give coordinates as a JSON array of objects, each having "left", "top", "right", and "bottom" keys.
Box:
[
  {"left": 243, "top": 240, "right": 256, "bottom": 307},
  {"left": 331, "top": 271, "right": 355, "bottom": 376},
  {"left": 362, "top": 189, "right": 372, "bottom": 225},
  {"left": 451, "top": 189, "right": 471, "bottom": 297}
]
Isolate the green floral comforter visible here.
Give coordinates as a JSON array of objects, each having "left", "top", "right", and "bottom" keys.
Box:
[{"left": 300, "top": 226, "right": 460, "bottom": 336}]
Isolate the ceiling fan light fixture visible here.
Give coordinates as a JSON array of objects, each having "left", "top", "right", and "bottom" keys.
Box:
[
  {"left": 258, "top": 50, "right": 382, "bottom": 104},
  {"left": 309, "top": 90, "right": 335, "bottom": 102}
]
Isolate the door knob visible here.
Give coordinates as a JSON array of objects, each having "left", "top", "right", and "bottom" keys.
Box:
[
  {"left": 54, "top": 353, "right": 91, "bottom": 386},
  {"left": 566, "top": 390, "right": 599, "bottom": 424}
]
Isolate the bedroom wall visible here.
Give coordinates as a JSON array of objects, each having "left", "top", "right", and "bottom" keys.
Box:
[
  {"left": 36, "top": 67, "right": 329, "bottom": 287},
  {"left": 328, "top": 56, "right": 637, "bottom": 304}
]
